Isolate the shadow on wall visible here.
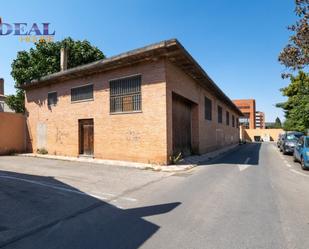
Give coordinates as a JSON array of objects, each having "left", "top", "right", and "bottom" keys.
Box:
[
  {"left": 201, "top": 143, "right": 261, "bottom": 166},
  {"left": 0, "top": 170, "right": 180, "bottom": 249}
]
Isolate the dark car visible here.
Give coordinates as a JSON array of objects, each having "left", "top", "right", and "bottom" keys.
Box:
[{"left": 280, "top": 132, "right": 304, "bottom": 155}]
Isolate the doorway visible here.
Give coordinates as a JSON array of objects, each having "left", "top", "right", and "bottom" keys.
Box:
[
  {"left": 172, "top": 94, "right": 192, "bottom": 157},
  {"left": 79, "top": 119, "right": 94, "bottom": 156}
]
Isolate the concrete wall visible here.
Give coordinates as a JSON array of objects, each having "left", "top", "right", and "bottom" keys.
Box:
[
  {"left": 25, "top": 60, "right": 168, "bottom": 164},
  {"left": 0, "top": 112, "right": 26, "bottom": 155},
  {"left": 242, "top": 128, "right": 284, "bottom": 142},
  {"left": 165, "top": 60, "right": 240, "bottom": 157}
]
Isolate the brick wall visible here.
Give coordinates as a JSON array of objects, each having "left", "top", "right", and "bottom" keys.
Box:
[
  {"left": 25, "top": 60, "right": 168, "bottom": 164},
  {"left": 165, "top": 60, "right": 240, "bottom": 156},
  {"left": 0, "top": 112, "right": 26, "bottom": 155},
  {"left": 25, "top": 59, "right": 241, "bottom": 164}
]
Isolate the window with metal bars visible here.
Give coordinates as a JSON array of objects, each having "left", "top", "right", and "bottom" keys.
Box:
[
  {"left": 232, "top": 115, "right": 235, "bottom": 127},
  {"left": 71, "top": 84, "right": 93, "bottom": 102},
  {"left": 226, "top": 111, "right": 230, "bottom": 126},
  {"left": 218, "top": 105, "right": 223, "bottom": 123},
  {"left": 204, "top": 96, "right": 212, "bottom": 120},
  {"left": 48, "top": 92, "right": 58, "bottom": 106},
  {"left": 110, "top": 75, "right": 141, "bottom": 113}
]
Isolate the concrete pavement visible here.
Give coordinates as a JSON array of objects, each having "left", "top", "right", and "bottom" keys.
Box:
[{"left": 0, "top": 143, "right": 309, "bottom": 248}]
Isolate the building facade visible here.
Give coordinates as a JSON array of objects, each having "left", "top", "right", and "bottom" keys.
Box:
[
  {"left": 255, "top": 111, "right": 265, "bottom": 129},
  {"left": 233, "top": 99, "right": 256, "bottom": 129},
  {"left": 22, "top": 39, "right": 242, "bottom": 164}
]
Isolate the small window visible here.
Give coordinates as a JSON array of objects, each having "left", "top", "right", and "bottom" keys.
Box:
[
  {"left": 48, "top": 92, "right": 58, "bottom": 106},
  {"left": 71, "top": 84, "right": 93, "bottom": 102},
  {"left": 226, "top": 111, "right": 230, "bottom": 126},
  {"left": 218, "top": 105, "right": 222, "bottom": 123},
  {"left": 205, "top": 97, "right": 212, "bottom": 120},
  {"left": 236, "top": 118, "right": 239, "bottom": 128},
  {"left": 232, "top": 115, "right": 235, "bottom": 127},
  {"left": 110, "top": 75, "right": 141, "bottom": 113}
]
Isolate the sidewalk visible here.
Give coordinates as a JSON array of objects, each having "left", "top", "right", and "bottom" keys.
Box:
[{"left": 18, "top": 144, "right": 239, "bottom": 172}]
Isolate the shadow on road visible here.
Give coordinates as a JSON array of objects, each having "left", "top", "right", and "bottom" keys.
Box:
[
  {"left": 0, "top": 170, "right": 180, "bottom": 249},
  {"left": 200, "top": 143, "right": 262, "bottom": 166}
]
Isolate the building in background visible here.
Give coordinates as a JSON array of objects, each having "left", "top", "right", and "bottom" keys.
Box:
[
  {"left": 255, "top": 111, "right": 265, "bottom": 128},
  {"left": 0, "top": 78, "right": 14, "bottom": 112},
  {"left": 232, "top": 99, "right": 256, "bottom": 129}
]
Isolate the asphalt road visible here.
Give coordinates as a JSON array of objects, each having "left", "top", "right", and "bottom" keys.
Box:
[{"left": 0, "top": 142, "right": 309, "bottom": 249}]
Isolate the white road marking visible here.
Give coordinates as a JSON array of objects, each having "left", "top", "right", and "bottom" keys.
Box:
[
  {"left": 0, "top": 174, "right": 137, "bottom": 203},
  {"left": 289, "top": 169, "right": 309, "bottom": 177},
  {"left": 237, "top": 158, "right": 251, "bottom": 171},
  {"left": 121, "top": 197, "right": 137, "bottom": 202},
  {"left": 237, "top": 164, "right": 251, "bottom": 171}
]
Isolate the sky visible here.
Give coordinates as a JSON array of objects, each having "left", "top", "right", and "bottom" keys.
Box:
[{"left": 0, "top": 0, "right": 296, "bottom": 122}]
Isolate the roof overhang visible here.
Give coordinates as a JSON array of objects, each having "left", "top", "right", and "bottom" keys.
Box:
[{"left": 20, "top": 39, "right": 242, "bottom": 116}]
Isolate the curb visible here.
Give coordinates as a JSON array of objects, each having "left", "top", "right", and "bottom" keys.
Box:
[
  {"left": 17, "top": 144, "right": 239, "bottom": 172},
  {"left": 16, "top": 153, "right": 195, "bottom": 172}
]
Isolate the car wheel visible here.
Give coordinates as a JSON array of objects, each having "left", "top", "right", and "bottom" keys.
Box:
[{"left": 301, "top": 157, "right": 306, "bottom": 170}]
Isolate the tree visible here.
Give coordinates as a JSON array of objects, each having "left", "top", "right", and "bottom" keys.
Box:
[
  {"left": 6, "top": 37, "right": 105, "bottom": 112},
  {"left": 274, "top": 117, "right": 282, "bottom": 128},
  {"left": 278, "top": 0, "right": 308, "bottom": 78},
  {"left": 5, "top": 90, "right": 25, "bottom": 113},
  {"left": 276, "top": 71, "right": 309, "bottom": 132}
]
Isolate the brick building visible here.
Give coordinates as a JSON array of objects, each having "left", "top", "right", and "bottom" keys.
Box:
[
  {"left": 22, "top": 39, "right": 242, "bottom": 164},
  {"left": 232, "top": 99, "right": 256, "bottom": 129}
]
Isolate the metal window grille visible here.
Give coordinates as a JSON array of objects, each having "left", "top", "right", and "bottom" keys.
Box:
[
  {"left": 71, "top": 84, "right": 93, "bottom": 102},
  {"left": 226, "top": 111, "right": 230, "bottom": 126},
  {"left": 110, "top": 75, "right": 141, "bottom": 113},
  {"left": 48, "top": 92, "right": 58, "bottom": 105},
  {"left": 232, "top": 115, "right": 235, "bottom": 127},
  {"left": 218, "top": 106, "right": 223, "bottom": 123},
  {"left": 204, "top": 97, "right": 212, "bottom": 120}
]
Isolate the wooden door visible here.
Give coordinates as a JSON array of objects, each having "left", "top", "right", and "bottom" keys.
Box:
[
  {"left": 172, "top": 94, "right": 192, "bottom": 157},
  {"left": 79, "top": 119, "right": 94, "bottom": 156}
]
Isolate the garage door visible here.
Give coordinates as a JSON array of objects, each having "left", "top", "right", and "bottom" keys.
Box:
[{"left": 172, "top": 94, "right": 192, "bottom": 156}]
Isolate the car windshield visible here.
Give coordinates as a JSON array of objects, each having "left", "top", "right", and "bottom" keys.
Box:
[{"left": 286, "top": 133, "right": 303, "bottom": 141}]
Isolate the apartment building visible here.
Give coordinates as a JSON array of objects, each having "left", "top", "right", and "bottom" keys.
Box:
[
  {"left": 232, "top": 99, "right": 256, "bottom": 129},
  {"left": 255, "top": 111, "right": 265, "bottom": 129}
]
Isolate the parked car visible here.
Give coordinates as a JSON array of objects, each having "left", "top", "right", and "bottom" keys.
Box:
[
  {"left": 277, "top": 134, "right": 284, "bottom": 148},
  {"left": 293, "top": 136, "right": 309, "bottom": 170},
  {"left": 280, "top": 131, "right": 304, "bottom": 155}
]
